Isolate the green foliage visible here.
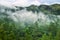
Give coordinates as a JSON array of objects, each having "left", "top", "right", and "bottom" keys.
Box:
[
  {"left": 0, "top": 4, "right": 60, "bottom": 40},
  {"left": 41, "top": 34, "right": 49, "bottom": 40},
  {"left": 0, "top": 19, "right": 60, "bottom": 40},
  {"left": 54, "top": 30, "right": 60, "bottom": 40}
]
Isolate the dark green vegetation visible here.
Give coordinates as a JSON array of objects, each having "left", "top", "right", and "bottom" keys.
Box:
[{"left": 0, "top": 4, "right": 60, "bottom": 40}]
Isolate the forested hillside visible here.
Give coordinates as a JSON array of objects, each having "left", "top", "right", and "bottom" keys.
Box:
[{"left": 0, "top": 4, "right": 60, "bottom": 40}]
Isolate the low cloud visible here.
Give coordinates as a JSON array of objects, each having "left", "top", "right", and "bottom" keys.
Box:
[
  {"left": 0, "top": 0, "right": 60, "bottom": 7},
  {"left": 0, "top": 0, "right": 41, "bottom": 7}
]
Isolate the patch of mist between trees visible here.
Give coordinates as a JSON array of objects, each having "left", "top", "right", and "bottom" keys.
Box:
[
  {"left": 0, "top": 8, "right": 60, "bottom": 29},
  {"left": 1, "top": 8, "right": 59, "bottom": 27},
  {"left": 8, "top": 9, "right": 58, "bottom": 25},
  {"left": 10, "top": 9, "right": 38, "bottom": 23}
]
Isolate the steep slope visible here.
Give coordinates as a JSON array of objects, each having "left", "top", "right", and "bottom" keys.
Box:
[{"left": 0, "top": 4, "right": 60, "bottom": 24}]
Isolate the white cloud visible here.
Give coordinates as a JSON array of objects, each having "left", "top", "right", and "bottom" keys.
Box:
[
  {"left": 0, "top": 0, "right": 29, "bottom": 7},
  {"left": 0, "top": 0, "right": 41, "bottom": 7},
  {"left": 0, "top": 0, "right": 60, "bottom": 7},
  {"left": 13, "top": 0, "right": 41, "bottom": 6},
  {"left": 0, "top": 0, "right": 12, "bottom": 6},
  {"left": 13, "top": 0, "right": 31, "bottom": 6},
  {"left": 31, "top": 0, "right": 41, "bottom": 6}
]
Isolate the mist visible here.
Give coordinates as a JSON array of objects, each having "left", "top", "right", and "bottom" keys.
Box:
[
  {"left": 0, "top": 5, "right": 60, "bottom": 26},
  {"left": 8, "top": 9, "right": 47, "bottom": 24}
]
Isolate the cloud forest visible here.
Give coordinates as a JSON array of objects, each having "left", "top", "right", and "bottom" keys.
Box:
[{"left": 0, "top": 4, "right": 60, "bottom": 40}]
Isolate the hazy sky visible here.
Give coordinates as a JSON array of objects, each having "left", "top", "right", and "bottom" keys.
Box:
[{"left": 0, "top": 0, "right": 60, "bottom": 7}]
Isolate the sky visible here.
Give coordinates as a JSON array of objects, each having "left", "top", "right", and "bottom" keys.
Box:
[{"left": 0, "top": 0, "right": 60, "bottom": 7}]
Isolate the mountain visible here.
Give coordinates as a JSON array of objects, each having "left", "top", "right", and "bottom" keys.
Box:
[
  {"left": 15, "top": 4, "right": 60, "bottom": 15},
  {"left": 0, "top": 4, "right": 60, "bottom": 23},
  {"left": 51, "top": 4, "right": 60, "bottom": 15},
  {"left": 25, "top": 4, "right": 60, "bottom": 15},
  {"left": 0, "top": 4, "right": 60, "bottom": 15}
]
